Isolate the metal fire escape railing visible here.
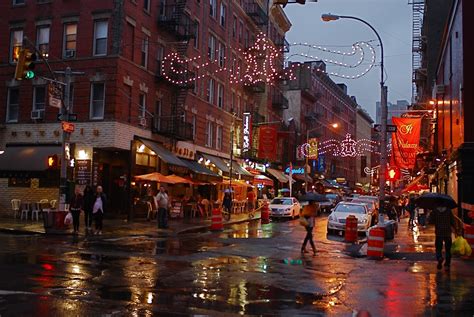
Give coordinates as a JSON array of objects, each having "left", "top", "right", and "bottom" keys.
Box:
[
  {"left": 244, "top": 0, "right": 269, "bottom": 27},
  {"left": 157, "top": 0, "right": 196, "bottom": 41},
  {"left": 410, "top": 0, "right": 426, "bottom": 104}
]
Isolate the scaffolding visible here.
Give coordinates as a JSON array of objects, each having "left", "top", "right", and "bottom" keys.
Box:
[{"left": 409, "top": 0, "right": 426, "bottom": 104}]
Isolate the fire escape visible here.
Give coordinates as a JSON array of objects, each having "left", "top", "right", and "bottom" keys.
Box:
[
  {"left": 410, "top": 0, "right": 426, "bottom": 105},
  {"left": 154, "top": 0, "right": 196, "bottom": 140}
]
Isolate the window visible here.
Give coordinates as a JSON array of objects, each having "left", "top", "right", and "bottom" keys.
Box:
[
  {"left": 360, "top": 156, "right": 367, "bottom": 178},
  {"left": 220, "top": 3, "right": 226, "bottom": 27},
  {"left": 244, "top": 28, "right": 249, "bottom": 47},
  {"left": 139, "top": 93, "right": 146, "bottom": 118},
  {"left": 217, "top": 83, "right": 224, "bottom": 108},
  {"left": 193, "top": 68, "right": 198, "bottom": 94},
  {"left": 209, "top": 0, "right": 216, "bottom": 18},
  {"left": 155, "top": 100, "right": 162, "bottom": 130},
  {"left": 36, "top": 26, "right": 50, "bottom": 58},
  {"left": 207, "top": 78, "right": 214, "bottom": 104},
  {"left": 93, "top": 20, "right": 108, "bottom": 56},
  {"left": 159, "top": 0, "right": 166, "bottom": 16},
  {"left": 232, "top": 16, "right": 237, "bottom": 38},
  {"left": 144, "top": 0, "right": 151, "bottom": 12},
  {"left": 192, "top": 114, "right": 196, "bottom": 140},
  {"left": 33, "top": 86, "right": 46, "bottom": 111},
  {"left": 90, "top": 83, "right": 105, "bottom": 119},
  {"left": 63, "top": 23, "right": 77, "bottom": 58},
  {"left": 13, "top": 0, "right": 26, "bottom": 5},
  {"left": 6, "top": 88, "right": 19, "bottom": 123},
  {"left": 208, "top": 34, "right": 215, "bottom": 60},
  {"left": 10, "top": 29, "right": 23, "bottom": 63},
  {"left": 218, "top": 42, "right": 225, "bottom": 67},
  {"left": 231, "top": 92, "right": 236, "bottom": 112},
  {"left": 238, "top": 21, "right": 243, "bottom": 43},
  {"left": 156, "top": 44, "right": 164, "bottom": 74},
  {"left": 216, "top": 125, "right": 223, "bottom": 150},
  {"left": 206, "top": 121, "right": 213, "bottom": 147},
  {"left": 141, "top": 36, "right": 149, "bottom": 68},
  {"left": 193, "top": 21, "right": 199, "bottom": 49}
]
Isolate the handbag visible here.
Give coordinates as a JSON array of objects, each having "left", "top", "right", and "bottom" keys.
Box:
[
  {"left": 299, "top": 216, "right": 309, "bottom": 227},
  {"left": 64, "top": 212, "right": 73, "bottom": 225}
]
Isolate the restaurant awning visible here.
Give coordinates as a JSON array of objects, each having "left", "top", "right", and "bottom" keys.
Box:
[
  {"left": 266, "top": 168, "right": 289, "bottom": 183},
  {"left": 0, "top": 144, "right": 61, "bottom": 178},
  {"left": 225, "top": 160, "right": 253, "bottom": 177},
  {"left": 293, "top": 174, "right": 313, "bottom": 182},
  {"left": 199, "top": 153, "right": 230, "bottom": 173},
  {"left": 254, "top": 174, "right": 274, "bottom": 186},
  {"left": 182, "top": 159, "right": 221, "bottom": 178},
  {"left": 139, "top": 138, "right": 188, "bottom": 168}
]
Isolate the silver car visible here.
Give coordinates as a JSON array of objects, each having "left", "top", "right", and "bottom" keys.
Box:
[
  {"left": 269, "top": 197, "right": 301, "bottom": 219},
  {"left": 327, "top": 202, "right": 372, "bottom": 235}
]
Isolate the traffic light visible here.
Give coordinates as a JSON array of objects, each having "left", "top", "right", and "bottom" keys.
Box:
[
  {"left": 386, "top": 166, "right": 400, "bottom": 182},
  {"left": 47, "top": 155, "right": 59, "bottom": 168},
  {"left": 273, "top": 0, "right": 306, "bottom": 8},
  {"left": 14, "top": 48, "right": 36, "bottom": 80}
]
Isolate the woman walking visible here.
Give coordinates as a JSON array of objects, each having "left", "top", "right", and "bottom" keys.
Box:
[
  {"left": 69, "top": 187, "right": 84, "bottom": 234},
  {"left": 83, "top": 185, "right": 95, "bottom": 233},
  {"left": 301, "top": 201, "right": 319, "bottom": 256},
  {"left": 93, "top": 186, "right": 107, "bottom": 235}
]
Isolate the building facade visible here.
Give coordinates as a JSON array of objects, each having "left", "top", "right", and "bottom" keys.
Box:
[
  {"left": 355, "top": 106, "right": 374, "bottom": 189},
  {"left": 0, "top": 0, "right": 291, "bottom": 216}
]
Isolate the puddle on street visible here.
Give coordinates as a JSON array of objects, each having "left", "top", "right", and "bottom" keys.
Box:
[{"left": 218, "top": 222, "right": 279, "bottom": 239}]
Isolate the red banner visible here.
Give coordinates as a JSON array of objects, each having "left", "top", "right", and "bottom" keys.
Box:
[
  {"left": 391, "top": 117, "right": 421, "bottom": 169},
  {"left": 258, "top": 126, "right": 277, "bottom": 161}
]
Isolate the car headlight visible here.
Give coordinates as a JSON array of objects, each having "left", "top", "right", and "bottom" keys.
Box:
[
  {"left": 286, "top": 208, "right": 291, "bottom": 212},
  {"left": 358, "top": 218, "right": 368, "bottom": 224},
  {"left": 329, "top": 214, "right": 337, "bottom": 221}
]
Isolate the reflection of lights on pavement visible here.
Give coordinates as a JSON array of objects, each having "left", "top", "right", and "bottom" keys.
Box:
[
  {"left": 147, "top": 292, "right": 153, "bottom": 304},
  {"left": 72, "top": 264, "right": 80, "bottom": 274},
  {"left": 410, "top": 262, "right": 424, "bottom": 273},
  {"left": 428, "top": 274, "right": 438, "bottom": 306},
  {"left": 42, "top": 263, "right": 54, "bottom": 271}
]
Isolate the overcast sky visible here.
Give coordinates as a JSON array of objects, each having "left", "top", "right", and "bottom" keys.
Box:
[{"left": 283, "top": 0, "right": 413, "bottom": 120}]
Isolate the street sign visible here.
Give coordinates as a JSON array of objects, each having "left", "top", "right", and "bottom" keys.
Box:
[
  {"left": 48, "top": 83, "right": 63, "bottom": 109},
  {"left": 68, "top": 113, "right": 77, "bottom": 121},
  {"left": 57, "top": 113, "right": 77, "bottom": 121},
  {"left": 62, "top": 121, "right": 75, "bottom": 133},
  {"left": 374, "top": 124, "right": 397, "bottom": 133}
]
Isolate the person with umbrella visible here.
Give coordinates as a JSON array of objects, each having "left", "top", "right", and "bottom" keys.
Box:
[
  {"left": 416, "top": 193, "right": 461, "bottom": 271},
  {"left": 300, "top": 200, "right": 319, "bottom": 256}
]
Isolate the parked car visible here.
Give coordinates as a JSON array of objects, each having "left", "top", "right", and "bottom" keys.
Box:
[
  {"left": 325, "top": 193, "right": 342, "bottom": 206},
  {"left": 327, "top": 202, "right": 372, "bottom": 235},
  {"left": 351, "top": 199, "right": 378, "bottom": 225},
  {"left": 269, "top": 197, "right": 301, "bottom": 219}
]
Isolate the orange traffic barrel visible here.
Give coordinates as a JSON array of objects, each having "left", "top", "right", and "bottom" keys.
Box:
[
  {"left": 345, "top": 215, "right": 358, "bottom": 243},
  {"left": 367, "top": 227, "right": 385, "bottom": 258},
  {"left": 261, "top": 201, "right": 270, "bottom": 224},
  {"left": 210, "top": 208, "right": 223, "bottom": 231},
  {"left": 464, "top": 224, "right": 474, "bottom": 257}
]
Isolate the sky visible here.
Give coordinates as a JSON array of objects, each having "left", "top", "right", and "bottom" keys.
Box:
[{"left": 283, "top": 0, "right": 413, "bottom": 120}]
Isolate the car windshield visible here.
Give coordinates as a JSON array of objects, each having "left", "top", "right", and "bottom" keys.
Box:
[
  {"left": 271, "top": 198, "right": 292, "bottom": 205},
  {"left": 335, "top": 204, "right": 367, "bottom": 214},
  {"left": 352, "top": 200, "right": 374, "bottom": 207},
  {"left": 326, "top": 194, "right": 338, "bottom": 199}
]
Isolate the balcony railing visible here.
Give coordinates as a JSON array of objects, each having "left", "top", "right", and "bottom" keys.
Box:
[
  {"left": 157, "top": 6, "right": 196, "bottom": 41},
  {"left": 152, "top": 117, "right": 194, "bottom": 141},
  {"left": 244, "top": 0, "right": 268, "bottom": 26},
  {"left": 272, "top": 90, "right": 289, "bottom": 110},
  {"left": 244, "top": 82, "right": 265, "bottom": 93}
]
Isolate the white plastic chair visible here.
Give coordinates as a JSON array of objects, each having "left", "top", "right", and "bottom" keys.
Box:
[
  {"left": 31, "top": 202, "right": 40, "bottom": 221},
  {"left": 11, "top": 199, "right": 21, "bottom": 219},
  {"left": 20, "top": 203, "right": 30, "bottom": 220},
  {"left": 49, "top": 200, "right": 57, "bottom": 210}
]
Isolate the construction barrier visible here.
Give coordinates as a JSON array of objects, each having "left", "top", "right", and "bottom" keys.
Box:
[
  {"left": 344, "top": 215, "right": 358, "bottom": 243},
  {"left": 367, "top": 227, "right": 385, "bottom": 258},
  {"left": 210, "top": 208, "right": 223, "bottom": 231},
  {"left": 261, "top": 201, "right": 270, "bottom": 224},
  {"left": 464, "top": 224, "right": 474, "bottom": 257}
]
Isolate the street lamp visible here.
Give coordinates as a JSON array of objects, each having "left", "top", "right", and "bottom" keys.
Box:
[{"left": 322, "top": 13, "right": 387, "bottom": 218}]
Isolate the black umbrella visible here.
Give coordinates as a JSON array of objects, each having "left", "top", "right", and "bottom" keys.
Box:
[
  {"left": 299, "top": 192, "right": 329, "bottom": 202},
  {"left": 415, "top": 192, "right": 457, "bottom": 209}
]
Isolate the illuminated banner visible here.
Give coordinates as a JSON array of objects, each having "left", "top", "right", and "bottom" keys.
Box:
[
  {"left": 242, "top": 112, "right": 251, "bottom": 153},
  {"left": 258, "top": 125, "right": 277, "bottom": 161},
  {"left": 307, "top": 138, "right": 318, "bottom": 160},
  {"left": 391, "top": 117, "right": 421, "bottom": 169}
]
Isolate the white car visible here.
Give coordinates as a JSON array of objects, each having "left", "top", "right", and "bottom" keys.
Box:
[
  {"left": 326, "top": 202, "right": 372, "bottom": 235},
  {"left": 269, "top": 197, "right": 301, "bottom": 219}
]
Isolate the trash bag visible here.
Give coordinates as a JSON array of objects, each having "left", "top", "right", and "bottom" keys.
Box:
[
  {"left": 462, "top": 237, "right": 472, "bottom": 256},
  {"left": 64, "top": 212, "right": 73, "bottom": 226},
  {"left": 299, "top": 216, "right": 309, "bottom": 227},
  {"left": 451, "top": 236, "right": 466, "bottom": 256}
]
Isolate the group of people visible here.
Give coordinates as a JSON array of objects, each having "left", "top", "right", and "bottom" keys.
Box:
[{"left": 69, "top": 185, "right": 107, "bottom": 235}]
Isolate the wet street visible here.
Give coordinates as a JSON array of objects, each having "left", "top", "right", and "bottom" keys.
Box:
[{"left": 0, "top": 216, "right": 473, "bottom": 316}]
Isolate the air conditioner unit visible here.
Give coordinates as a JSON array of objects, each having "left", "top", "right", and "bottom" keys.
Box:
[
  {"left": 435, "top": 84, "right": 445, "bottom": 94},
  {"left": 31, "top": 110, "right": 45, "bottom": 120},
  {"left": 65, "top": 50, "right": 76, "bottom": 58},
  {"left": 139, "top": 116, "right": 147, "bottom": 127}
]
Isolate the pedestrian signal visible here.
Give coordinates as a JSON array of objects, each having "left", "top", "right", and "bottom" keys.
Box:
[
  {"left": 47, "top": 155, "right": 59, "bottom": 168},
  {"left": 386, "top": 166, "right": 400, "bottom": 181}
]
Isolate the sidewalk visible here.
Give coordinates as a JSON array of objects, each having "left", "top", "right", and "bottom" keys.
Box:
[{"left": 0, "top": 211, "right": 261, "bottom": 237}]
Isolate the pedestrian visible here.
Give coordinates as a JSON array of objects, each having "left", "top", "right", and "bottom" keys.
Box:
[
  {"left": 222, "top": 191, "right": 232, "bottom": 214},
  {"left": 92, "top": 185, "right": 107, "bottom": 235},
  {"left": 430, "top": 205, "right": 460, "bottom": 271},
  {"left": 83, "top": 185, "right": 95, "bottom": 233},
  {"left": 69, "top": 187, "right": 84, "bottom": 234},
  {"left": 155, "top": 185, "right": 170, "bottom": 229},
  {"left": 247, "top": 188, "right": 255, "bottom": 213},
  {"left": 301, "top": 201, "right": 319, "bottom": 256},
  {"left": 407, "top": 197, "right": 416, "bottom": 227}
]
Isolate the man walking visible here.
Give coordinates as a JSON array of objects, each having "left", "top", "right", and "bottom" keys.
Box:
[
  {"left": 155, "top": 185, "right": 169, "bottom": 229},
  {"left": 431, "top": 206, "right": 458, "bottom": 271}
]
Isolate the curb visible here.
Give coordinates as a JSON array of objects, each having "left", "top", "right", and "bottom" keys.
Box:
[
  {"left": 176, "top": 215, "right": 261, "bottom": 235},
  {"left": 0, "top": 227, "right": 45, "bottom": 235}
]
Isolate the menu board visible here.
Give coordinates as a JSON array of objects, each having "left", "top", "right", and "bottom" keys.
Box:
[{"left": 74, "top": 159, "right": 92, "bottom": 185}]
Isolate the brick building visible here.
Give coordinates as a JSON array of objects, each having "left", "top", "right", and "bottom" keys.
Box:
[{"left": 0, "top": 0, "right": 291, "bottom": 216}]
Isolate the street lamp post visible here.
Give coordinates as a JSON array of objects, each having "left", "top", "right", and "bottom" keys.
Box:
[{"left": 322, "top": 14, "right": 387, "bottom": 218}]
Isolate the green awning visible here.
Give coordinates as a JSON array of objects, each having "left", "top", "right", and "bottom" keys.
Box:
[{"left": 139, "top": 139, "right": 187, "bottom": 168}]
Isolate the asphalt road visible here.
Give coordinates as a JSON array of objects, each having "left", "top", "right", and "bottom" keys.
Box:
[{"left": 0, "top": 216, "right": 473, "bottom": 316}]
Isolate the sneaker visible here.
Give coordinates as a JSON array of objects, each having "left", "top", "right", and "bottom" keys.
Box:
[{"left": 437, "top": 259, "right": 443, "bottom": 270}]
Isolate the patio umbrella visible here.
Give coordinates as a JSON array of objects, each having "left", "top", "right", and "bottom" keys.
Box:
[
  {"left": 167, "top": 174, "right": 195, "bottom": 185},
  {"left": 134, "top": 172, "right": 176, "bottom": 184},
  {"left": 299, "top": 192, "right": 329, "bottom": 202},
  {"left": 415, "top": 192, "right": 457, "bottom": 209}
]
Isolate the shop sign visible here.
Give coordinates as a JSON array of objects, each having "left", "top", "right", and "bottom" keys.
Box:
[
  {"left": 242, "top": 112, "right": 252, "bottom": 153},
  {"left": 62, "top": 121, "right": 75, "bottom": 133},
  {"left": 391, "top": 117, "right": 421, "bottom": 169},
  {"left": 92, "top": 162, "right": 100, "bottom": 186},
  {"left": 75, "top": 159, "right": 92, "bottom": 185},
  {"left": 296, "top": 145, "right": 305, "bottom": 161},
  {"left": 285, "top": 166, "right": 305, "bottom": 174},
  {"left": 243, "top": 161, "right": 266, "bottom": 173},
  {"left": 258, "top": 126, "right": 277, "bottom": 161},
  {"left": 174, "top": 141, "right": 195, "bottom": 160},
  {"left": 317, "top": 154, "right": 325, "bottom": 172},
  {"left": 307, "top": 138, "right": 318, "bottom": 160}
]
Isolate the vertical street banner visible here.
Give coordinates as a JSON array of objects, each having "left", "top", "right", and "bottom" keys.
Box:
[
  {"left": 307, "top": 138, "right": 318, "bottom": 160},
  {"left": 48, "top": 83, "right": 63, "bottom": 109},
  {"left": 258, "top": 125, "right": 277, "bottom": 161},
  {"left": 391, "top": 117, "right": 422, "bottom": 169},
  {"left": 242, "top": 112, "right": 252, "bottom": 154}
]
